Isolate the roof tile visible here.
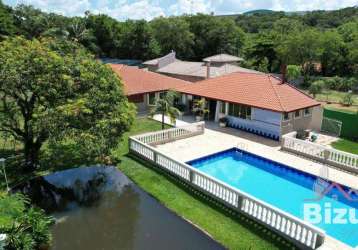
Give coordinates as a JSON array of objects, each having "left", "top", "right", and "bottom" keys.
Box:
[
  {"left": 109, "top": 64, "right": 189, "bottom": 96},
  {"left": 177, "top": 72, "right": 320, "bottom": 112}
]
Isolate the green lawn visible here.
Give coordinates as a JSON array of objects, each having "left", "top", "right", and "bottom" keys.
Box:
[
  {"left": 115, "top": 118, "right": 293, "bottom": 250},
  {"left": 331, "top": 139, "right": 358, "bottom": 155},
  {"left": 315, "top": 90, "right": 358, "bottom": 105}
]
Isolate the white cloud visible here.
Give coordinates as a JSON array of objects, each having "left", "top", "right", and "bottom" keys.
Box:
[
  {"left": 168, "top": 0, "right": 212, "bottom": 15},
  {"left": 107, "top": 0, "right": 165, "bottom": 20},
  {"left": 9, "top": 0, "right": 91, "bottom": 16},
  {"left": 4, "top": 0, "right": 357, "bottom": 20}
]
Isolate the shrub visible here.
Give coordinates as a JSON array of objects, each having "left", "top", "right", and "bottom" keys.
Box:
[
  {"left": 219, "top": 117, "right": 228, "bottom": 124},
  {"left": 309, "top": 80, "right": 324, "bottom": 98},
  {"left": 296, "top": 130, "right": 306, "bottom": 140},
  {"left": 319, "top": 76, "right": 356, "bottom": 92},
  {"left": 341, "top": 92, "right": 354, "bottom": 106},
  {"left": 174, "top": 103, "right": 187, "bottom": 112},
  {"left": 0, "top": 193, "right": 54, "bottom": 250},
  {"left": 286, "top": 65, "right": 302, "bottom": 81}
]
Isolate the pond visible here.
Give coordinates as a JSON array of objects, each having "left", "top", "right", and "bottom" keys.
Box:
[{"left": 15, "top": 166, "right": 224, "bottom": 250}]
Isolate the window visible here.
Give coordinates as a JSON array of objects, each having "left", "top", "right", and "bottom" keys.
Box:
[
  {"left": 304, "top": 108, "right": 312, "bottom": 116},
  {"left": 283, "top": 112, "right": 290, "bottom": 121},
  {"left": 220, "top": 102, "right": 226, "bottom": 114},
  {"left": 228, "top": 103, "right": 251, "bottom": 119},
  {"left": 159, "top": 92, "right": 166, "bottom": 99},
  {"left": 128, "top": 94, "right": 144, "bottom": 103},
  {"left": 148, "top": 93, "right": 156, "bottom": 105},
  {"left": 294, "top": 110, "right": 301, "bottom": 119}
]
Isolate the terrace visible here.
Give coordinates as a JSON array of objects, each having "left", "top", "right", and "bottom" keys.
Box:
[{"left": 130, "top": 119, "right": 358, "bottom": 250}]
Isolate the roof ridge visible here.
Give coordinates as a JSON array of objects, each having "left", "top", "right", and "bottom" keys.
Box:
[
  {"left": 123, "top": 65, "right": 191, "bottom": 84},
  {"left": 285, "top": 81, "right": 320, "bottom": 101},
  {"left": 268, "top": 75, "right": 285, "bottom": 112}
]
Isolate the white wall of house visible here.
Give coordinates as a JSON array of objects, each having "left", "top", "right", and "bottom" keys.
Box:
[
  {"left": 215, "top": 101, "right": 281, "bottom": 140},
  {"left": 280, "top": 106, "right": 322, "bottom": 136},
  {"left": 128, "top": 92, "right": 164, "bottom": 113},
  {"left": 180, "top": 95, "right": 321, "bottom": 140}
]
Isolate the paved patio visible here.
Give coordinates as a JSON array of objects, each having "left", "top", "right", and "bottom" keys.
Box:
[{"left": 152, "top": 114, "right": 358, "bottom": 190}]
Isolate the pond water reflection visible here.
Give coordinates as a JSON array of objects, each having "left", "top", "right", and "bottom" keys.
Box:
[{"left": 16, "top": 166, "right": 223, "bottom": 250}]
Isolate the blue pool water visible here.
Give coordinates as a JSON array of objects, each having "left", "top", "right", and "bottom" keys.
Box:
[{"left": 188, "top": 148, "right": 358, "bottom": 247}]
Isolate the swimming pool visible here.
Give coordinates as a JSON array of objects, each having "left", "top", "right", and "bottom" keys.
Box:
[{"left": 187, "top": 148, "right": 358, "bottom": 248}]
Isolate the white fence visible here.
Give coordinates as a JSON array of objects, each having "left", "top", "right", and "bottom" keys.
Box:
[
  {"left": 282, "top": 133, "right": 358, "bottom": 173},
  {"left": 129, "top": 126, "right": 325, "bottom": 249},
  {"left": 134, "top": 122, "right": 205, "bottom": 145}
]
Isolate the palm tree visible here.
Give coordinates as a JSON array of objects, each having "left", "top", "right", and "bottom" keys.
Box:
[
  {"left": 150, "top": 90, "right": 181, "bottom": 129},
  {"left": 192, "top": 99, "right": 209, "bottom": 121}
]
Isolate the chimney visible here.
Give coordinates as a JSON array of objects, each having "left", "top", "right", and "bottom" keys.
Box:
[
  {"left": 206, "top": 62, "right": 211, "bottom": 79},
  {"left": 280, "top": 64, "right": 287, "bottom": 84}
]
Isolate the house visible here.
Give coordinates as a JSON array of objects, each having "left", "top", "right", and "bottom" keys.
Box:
[
  {"left": 109, "top": 64, "right": 189, "bottom": 112},
  {"left": 176, "top": 72, "right": 322, "bottom": 140},
  {"left": 143, "top": 51, "right": 259, "bottom": 82},
  {"left": 110, "top": 63, "right": 322, "bottom": 141}
]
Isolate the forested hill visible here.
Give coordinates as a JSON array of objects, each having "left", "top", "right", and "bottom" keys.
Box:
[
  {"left": 0, "top": 1, "right": 357, "bottom": 78},
  {"left": 235, "top": 6, "right": 358, "bottom": 32}
]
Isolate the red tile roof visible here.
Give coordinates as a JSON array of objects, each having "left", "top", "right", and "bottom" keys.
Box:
[
  {"left": 177, "top": 72, "right": 320, "bottom": 112},
  {"left": 109, "top": 64, "right": 189, "bottom": 96}
]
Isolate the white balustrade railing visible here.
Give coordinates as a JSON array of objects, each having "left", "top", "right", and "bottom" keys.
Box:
[
  {"left": 134, "top": 122, "right": 205, "bottom": 145},
  {"left": 241, "top": 197, "right": 320, "bottom": 248},
  {"left": 282, "top": 134, "right": 358, "bottom": 173},
  {"left": 129, "top": 130, "right": 326, "bottom": 249}
]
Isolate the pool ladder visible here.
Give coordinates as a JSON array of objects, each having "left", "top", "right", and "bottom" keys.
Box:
[{"left": 236, "top": 142, "right": 248, "bottom": 156}]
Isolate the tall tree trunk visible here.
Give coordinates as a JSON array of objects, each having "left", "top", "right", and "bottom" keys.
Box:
[
  {"left": 161, "top": 111, "right": 165, "bottom": 130},
  {"left": 24, "top": 138, "right": 41, "bottom": 170}
]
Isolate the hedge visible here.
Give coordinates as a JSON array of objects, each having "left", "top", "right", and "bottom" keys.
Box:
[{"left": 323, "top": 108, "right": 358, "bottom": 140}]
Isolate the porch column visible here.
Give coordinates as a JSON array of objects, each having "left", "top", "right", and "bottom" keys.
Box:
[
  {"left": 215, "top": 101, "right": 220, "bottom": 122},
  {"left": 225, "top": 102, "right": 229, "bottom": 116},
  {"left": 181, "top": 94, "right": 186, "bottom": 104}
]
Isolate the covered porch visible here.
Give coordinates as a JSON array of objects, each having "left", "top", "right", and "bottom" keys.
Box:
[{"left": 180, "top": 94, "right": 282, "bottom": 140}]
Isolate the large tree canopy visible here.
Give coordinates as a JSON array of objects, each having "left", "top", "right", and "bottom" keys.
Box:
[
  {"left": 0, "top": 0, "right": 16, "bottom": 38},
  {"left": 0, "top": 37, "right": 135, "bottom": 169},
  {"left": 150, "top": 16, "right": 194, "bottom": 59}
]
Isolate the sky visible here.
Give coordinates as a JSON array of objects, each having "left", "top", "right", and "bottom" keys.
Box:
[{"left": 4, "top": 0, "right": 358, "bottom": 21}]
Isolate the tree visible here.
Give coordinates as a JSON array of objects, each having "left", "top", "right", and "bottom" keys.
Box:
[
  {"left": 256, "top": 57, "right": 270, "bottom": 73},
  {"left": 85, "top": 14, "right": 121, "bottom": 57},
  {"left": 276, "top": 29, "right": 322, "bottom": 80},
  {"left": 320, "top": 30, "right": 348, "bottom": 76},
  {"left": 309, "top": 80, "right": 324, "bottom": 98},
  {"left": 186, "top": 14, "right": 246, "bottom": 60},
  {"left": 0, "top": 37, "right": 135, "bottom": 170},
  {"left": 245, "top": 32, "right": 279, "bottom": 73},
  {"left": 338, "top": 21, "right": 358, "bottom": 76},
  {"left": 341, "top": 92, "right": 354, "bottom": 106},
  {"left": 286, "top": 65, "right": 302, "bottom": 81},
  {"left": 150, "top": 90, "right": 180, "bottom": 129},
  {"left": 150, "top": 16, "right": 194, "bottom": 58},
  {"left": 13, "top": 5, "right": 67, "bottom": 39},
  {"left": 0, "top": 0, "right": 16, "bottom": 38},
  {"left": 117, "top": 20, "right": 160, "bottom": 60}
]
